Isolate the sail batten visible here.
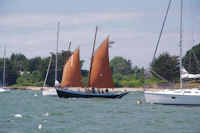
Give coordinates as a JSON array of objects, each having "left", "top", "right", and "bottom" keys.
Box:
[
  {"left": 61, "top": 48, "right": 83, "bottom": 87},
  {"left": 89, "top": 37, "right": 115, "bottom": 88}
]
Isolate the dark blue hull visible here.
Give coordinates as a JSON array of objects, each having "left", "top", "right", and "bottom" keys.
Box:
[{"left": 56, "top": 88, "right": 128, "bottom": 99}]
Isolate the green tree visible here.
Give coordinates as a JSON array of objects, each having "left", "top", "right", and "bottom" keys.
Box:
[
  {"left": 0, "top": 59, "right": 19, "bottom": 86},
  {"left": 110, "top": 56, "right": 132, "bottom": 75},
  {"left": 16, "top": 70, "right": 43, "bottom": 86},
  {"left": 26, "top": 57, "right": 42, "bottom": 72},
  {"left": 151, "top": 52, "right": 179, "bottom": 81},
  {"left": 10, "top": 53, "right": 27, "bottom": 71},
  {"left": 112, "top": 73, "right": 124, "bottom": 87},
  {"left": 182, "top": 43, "right": 200, "bottom": 74}
]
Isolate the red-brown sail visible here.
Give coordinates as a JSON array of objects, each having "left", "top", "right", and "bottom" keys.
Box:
[
  {"left": 89, "top": 37, "right": 115, "bottom": 88},
  {"left": 61, "top": 47, "right": 83, "bottom": 87}
]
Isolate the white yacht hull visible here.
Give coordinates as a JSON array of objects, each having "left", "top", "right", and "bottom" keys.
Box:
[
  {"left": 0, "top": 87, "right": 10, "bottom": 92},
  {"left": 144, "top": 88, "right": 200, "bottom": 105},
  {"left": 42, "top": 89, "right": 57, "bottom": 96}
]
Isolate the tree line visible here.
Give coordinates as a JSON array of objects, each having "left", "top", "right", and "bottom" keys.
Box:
[{"left": 0, "top": 43, "right": 199, "bottom": 87}]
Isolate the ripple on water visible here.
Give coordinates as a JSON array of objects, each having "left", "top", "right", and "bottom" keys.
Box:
[{"left": 0, "top": 91, "right": 200, "bottom": 133}]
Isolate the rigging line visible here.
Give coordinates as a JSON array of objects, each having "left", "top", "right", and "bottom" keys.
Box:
[
  {"left": 144, "top": 0, "right": 172, "bottom": 89},
  {"left": 151, "top": 0, "right": 171, "bottom": 65},
  {"left": 150, "top": 69, "right": 173, "bottom": 86},
  {"left": 43, "top": 53, "right": 53, "bottom": 87}
]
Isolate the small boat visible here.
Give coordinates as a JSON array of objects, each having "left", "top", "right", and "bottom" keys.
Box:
[
  {"left": 0, "top": 46, "right": 10, "bottom": 93},
  {"left": 144, "top": 0, "right": 200, "bottom": 105},
  {"left": 42, "top": 54, "right": 57, "bottom": 96},
  {"left": 0, "top": 87, "right": 9, "bottom": 92},
  {"left": 42, "top": 22, "right": 60, "bottom": 96},
  {"left": 56, "top": 31, "right": 128, "bottom": 98},
  {"left": 42, "top": 88, "right": 57, "bottom": 96}
]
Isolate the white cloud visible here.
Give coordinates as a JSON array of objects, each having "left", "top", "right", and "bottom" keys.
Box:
[
  {"left": 0, "top": 10, "right": 199, "bottom": 70},
  {"left": 0, "top": 11, "right": 144, "bottom": 28}
]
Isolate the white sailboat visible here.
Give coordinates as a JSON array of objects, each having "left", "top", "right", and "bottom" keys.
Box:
[
  {"left": 0, "top": 46, "right": 10, "bottom": 92},
  {"left": 42, "top": 22, "right": 60, "bottom": 96},
  {"left": 144, "top": 0, "right": 200, "bottom": 105},
  {"left": 42, "top": 53, "right": 57, "bottom": 96}
]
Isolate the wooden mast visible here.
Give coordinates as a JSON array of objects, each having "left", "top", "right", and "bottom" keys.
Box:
[
  {"left": 68, "top": 41, "right": 71, "bottom": 52},
  {"left": 67, "top": 41, "right": 71, "bottom": 60},
  {"left": 63, "top": 41, "right": 72, "bottom": 66},
  {"left": 87, "top": 26, "right": 98, "bottom": 87}
]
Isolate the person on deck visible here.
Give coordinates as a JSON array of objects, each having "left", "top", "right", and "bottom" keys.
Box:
[
  {"left": 105, "top": 88, "right": 109, "bottom": 94},
  {"left": 97, "top": 88, "right": 100, "bottom": 93},
  {"left": 92, "top": 88, "right": 95, "bottom": 93}
]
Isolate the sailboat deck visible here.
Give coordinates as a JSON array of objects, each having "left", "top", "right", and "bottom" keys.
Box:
[
  {"left": 56, "top": 88, "right": 128, "bottom": 98},
  {"left": 145, "top": 88, "right": 200, "bottom": 96}
]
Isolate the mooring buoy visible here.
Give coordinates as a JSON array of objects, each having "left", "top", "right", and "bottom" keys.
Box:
[{"left": 137, "top": 101, "right": 142, "bottom": 104}]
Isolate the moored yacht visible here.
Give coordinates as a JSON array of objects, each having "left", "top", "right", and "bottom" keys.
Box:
[
  {"left": 145, "top": 88, "right": 200, "bottom": 105},
  {"left": 144, "top": 0, "right": 200, "bottom": 105}
]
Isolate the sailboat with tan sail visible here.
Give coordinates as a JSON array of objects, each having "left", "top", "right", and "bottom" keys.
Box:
[{"left": 56, "top": 28, "right": 128, "bottom": 98}]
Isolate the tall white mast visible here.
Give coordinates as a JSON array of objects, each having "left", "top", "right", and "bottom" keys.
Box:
[
  {"left": 179, "top": 0, "right": 183, "bottom": 89},
  {"left": 55, "top": 22, "right": 60, "bottom": 85},
  {"left": 3, "top": 46, "right": 6, "bottom": 87}
]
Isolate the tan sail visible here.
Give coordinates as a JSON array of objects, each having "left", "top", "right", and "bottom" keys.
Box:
[
  {"left": 89, "top": 37, "right": 115, "bottom": 88},
  {"left": 61, "top": 47, "right": 83, "bottom": 87}
]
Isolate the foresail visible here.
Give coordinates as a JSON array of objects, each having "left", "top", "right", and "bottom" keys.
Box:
[
  {"left": 89, "top": 37, "right": 115, "bottom": 88},
  {"left": 61, "top": 48, "right": 83, "bottom": 87}
]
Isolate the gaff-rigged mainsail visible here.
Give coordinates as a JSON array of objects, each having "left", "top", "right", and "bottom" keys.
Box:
[{"left": 88, "top": 37, "right": 115, "bottom": 88}]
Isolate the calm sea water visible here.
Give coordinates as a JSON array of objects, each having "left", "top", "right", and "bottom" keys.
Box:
[{"left": 0, "top": 90, "right": 200, "bottom": 133}]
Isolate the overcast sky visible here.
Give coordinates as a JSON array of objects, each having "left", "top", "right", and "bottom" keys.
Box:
[{"left": 0, "top": 0, "right": 200, "bottom": 69}]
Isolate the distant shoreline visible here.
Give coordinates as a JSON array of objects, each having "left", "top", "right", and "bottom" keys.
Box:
[{"left": 7, "top": 86, "right": 169, "bottom": 92}]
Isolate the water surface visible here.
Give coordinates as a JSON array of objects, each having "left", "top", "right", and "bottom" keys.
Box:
[{"left": 0, "top": 90, "right": 200, "bottom": 133}]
